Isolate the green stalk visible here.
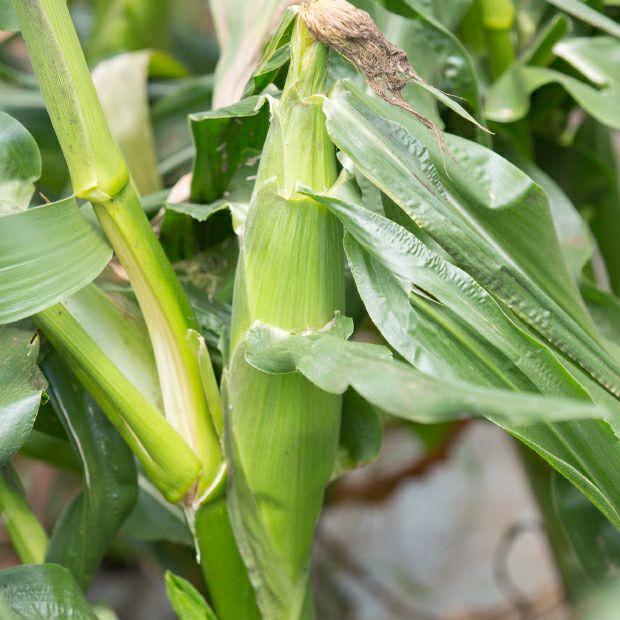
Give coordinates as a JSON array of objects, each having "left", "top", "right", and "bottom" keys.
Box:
[
  {"left": 194, "top": 501, "right": 261, "bottom": 619},
  {"left": 36, "top": 304, "right": 202, "bottom": 503},
  {"left": 228, "top": 17, "right": 344, "bottom": 618},
  {"left": 0, "top": 466, "right": 48, "bottom": 564},
  {"left": 479, "top": 0, "right": 517, "bottom": 79},
  {"left": 12, "top": 0, "right": 222, "bottom": 500}
]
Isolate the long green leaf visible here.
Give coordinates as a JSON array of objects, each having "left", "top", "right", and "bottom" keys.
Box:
[
  {"left": 545, "top": 0, "right": 620, "bottom": 38},
  {"left": 0, "top": 324, "right": 46, "bottom": 465},
  {"left": 0, "top": 564, "right": 98, "bottom": 619},
  {"left": 245, "top": 320, "right": 609, "bottom": 426},
  {"left": 333, "top": 190, "right": 620, "bottom": 530},
  {"left": 43, "top": 353, "right": 138, "bottom": 589},
  {"left": 0, "top": 198, "right": 112, "bottom": 324},
  {"left": 320, "top": 80, "right": 620, "bottom": 397}
]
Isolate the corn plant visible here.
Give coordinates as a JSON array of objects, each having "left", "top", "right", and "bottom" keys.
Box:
[{"left": 1, "top": 0, "right": 620, "bottom": 618}]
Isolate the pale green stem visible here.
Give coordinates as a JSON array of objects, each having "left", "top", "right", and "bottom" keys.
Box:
[{"left": 36, "top": 304, "right": 202, "bottom": 503}]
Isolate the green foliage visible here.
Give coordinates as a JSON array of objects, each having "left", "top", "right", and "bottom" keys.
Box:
[
  {"left": 166, "top": 571, "right": 218, "bottom": 620},
  {"left": 0, "top": 564, "right": 98, "bottom": 619},
  {"left": 42, "top": 354, "right": 138, "bottom": 589},
  {"left": 2, "top": 0, "right": 620, "bottom": 618}
]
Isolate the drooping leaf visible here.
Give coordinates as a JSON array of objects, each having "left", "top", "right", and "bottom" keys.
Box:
[
  {"left": 320, "top": 80, "right": 620, "bottom": 398},
  {"left": 303, "top": 188, "right": 591, "bottom": 398},
  {"left": 43, "top": 353, "right": 138, "bottom": 589},
  {"left": 0, "top": 324, "right": 46, "bottom": 465},
  {"left": 245, "top": 320, "right": 609, "bottom": 426},
  {"left": 0, "top": 198, "right": 112, "bottom": 324},
  {"left": 165, "top": 571, "right": 218, "bottom": 620},
  {"left": 0, "top": 111, "right": 40, "bottom": 215},
  {"left": 486, "top": 37, "right": 620, "bottom": 129},
  {"left": 0, "top": 564, "right": 98, "bottom": 619},
  {"left": 545, "top": 0, "right": 620, "bottom": 38},
  {"left": 306, "top": 184, "right": 620, "bottom": 528}
]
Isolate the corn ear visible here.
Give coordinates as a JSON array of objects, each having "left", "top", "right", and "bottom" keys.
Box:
[{"left": 227, "top": 17, "right": 344, "bottom": 618}]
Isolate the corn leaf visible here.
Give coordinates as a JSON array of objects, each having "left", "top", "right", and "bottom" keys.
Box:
[
  {"left": 0, "top": 199, "right": 112, "bottom": 324},
  {"left": 0, "top": 111, "right": 40, "bottom": 215},
  {"left": 320, "top": 80, "right": 620, "bottom": 398},
  {"left": 245, "top": 320, "right": 610, "bottom": 427},
  {"left": 541, "top": 119, "right": 620, "bottom": 294},
  {"left": 486, "top": 37, "right": 620, "bottom": 128},
  {"left": 189, "top": 93, "right": 272, "bottom": 202},
  {"left": 210, "top": 0, "right": 292, "bottom": 107},
  {"left": 545, "top": 0, "right": 620, "bottom": 38},
  {"left": 0, "top": 324, "right": 46, "bottom": 465},
  {"left": 42, "top": 353, "right": 138, "bottom": 590},
  {"left": 165, "top": 572, "right": 218, "bottom": 620},
  {"left": 0, "top": 564, "right": 98, "bottom": 619}
]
